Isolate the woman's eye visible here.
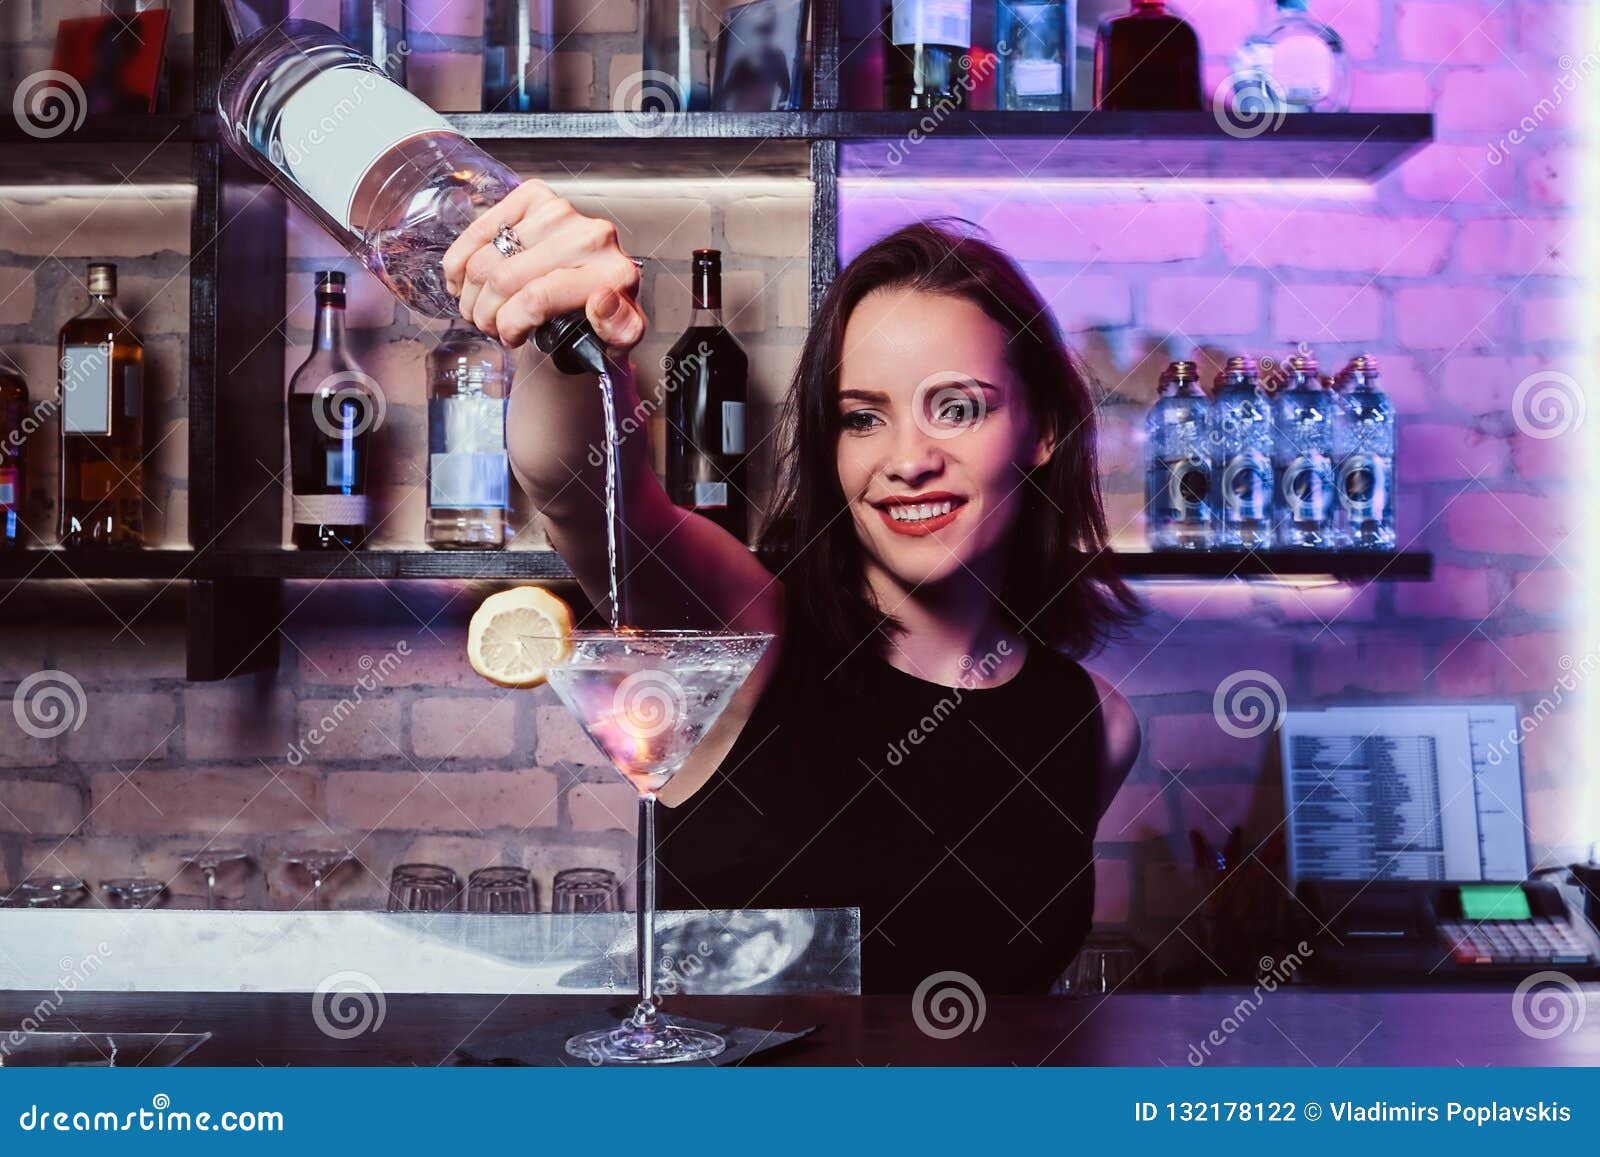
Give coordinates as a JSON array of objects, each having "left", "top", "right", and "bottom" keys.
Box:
[
  {"left": 841, "top": 410, "right": 880, "bottom": 431},
  {"left": 934, "top": 393, "right": 983, "bottom": 425}
]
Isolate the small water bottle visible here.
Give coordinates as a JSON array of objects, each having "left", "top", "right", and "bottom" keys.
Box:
[
  {"left": 1333, "top": 355, "right": 1396, "bottom": 550},
  {"left": 997, "top": 0, "right": 1074, "bottom": 111},
  {"left": 1232, "top": 0, "right": 1348, "bottom": 113},
  {"left": 1272, "top": 352, "right": 1337, "bottom": 548},
  {"left": 1213, "top": 356, "right": 1274, "bottom": 549},
  {"left": 427, "top": 321, "right": 511, "bottom": 549},
  {"left": 218, "top": 18, "right": 605, "bottom": 375},
  {"left": 483, "top": 0, "right": 553, "bottom": 112},
  {"left": 341, "top": 0, "right": 409, "bottom": 85},
  {"left": 1144, "top": 360, "right": 1213, "bottom": 551}
]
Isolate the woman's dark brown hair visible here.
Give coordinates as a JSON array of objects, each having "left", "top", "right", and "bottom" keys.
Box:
[{"left": 760, "top": 217, "right": 1139, "bottom": 661}]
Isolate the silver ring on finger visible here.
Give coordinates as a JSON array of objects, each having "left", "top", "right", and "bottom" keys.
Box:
[{"left": 492, "top": 223, "right": 524, "bottom": 258}]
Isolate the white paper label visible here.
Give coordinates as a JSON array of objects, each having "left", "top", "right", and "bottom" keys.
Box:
[
  {"left": 274, "top": 65, "right": 454, "bottom": 231},
  {"left": 61, "top": 344, "right": 111, "bottom": 435},
  {"left": 293, "top": 493, "right": 369, "bottom": 524},
  {"left": 892, "top": 0, "right": 972, "bottom": 47},
  {"left": 720, "top": 401, "right": 746, "bottom": 455},
  {"left": 430, "top": 452, "right": 509, "bottom": 509},
  {"left": 693, "top": 481, "right": 728, "bottom": 508},
  {"left": 1013, "top": 59, "right": 1063, "bottom": 96},
  {"left": 0, "top": 481, "right": 14, "bottom": 506}
]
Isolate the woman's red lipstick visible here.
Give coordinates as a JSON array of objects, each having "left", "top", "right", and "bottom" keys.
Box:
[{"left": 872, "top": 492, "right": 966, "bottom": 537}]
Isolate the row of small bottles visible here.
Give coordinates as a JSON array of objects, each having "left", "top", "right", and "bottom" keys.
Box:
[
  {"left": 288, "top": 249, "right": 750, "bottom": 551},
  {"left": 892, "top": 0, "right": 1347, "bottom": 113},
  {"left": 1144, "top": 353, "right": 1396, "bottom": 553}
]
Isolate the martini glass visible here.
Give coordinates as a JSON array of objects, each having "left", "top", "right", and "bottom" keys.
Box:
[
  {"left": 178, "top": 848, "right": 251, "bottom": 910},
  {"left": 540, "top": 629, "right": 772, "bottom": 1065},
  {"left": 283, "top": 850, "right": 354, "bottom": 910}
]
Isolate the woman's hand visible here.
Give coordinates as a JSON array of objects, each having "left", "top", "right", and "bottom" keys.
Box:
[{"left": 442, "top": 180, "right": 648, "bottom": 353}]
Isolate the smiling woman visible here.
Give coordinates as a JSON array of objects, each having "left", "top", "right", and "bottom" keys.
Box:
[{"left": 452, "top": 200, "right": 1143, "bottom": 993}]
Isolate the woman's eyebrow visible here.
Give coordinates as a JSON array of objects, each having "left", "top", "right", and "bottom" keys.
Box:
[{"left": 838, "top": 388, "right": 890, "bottom": 404}]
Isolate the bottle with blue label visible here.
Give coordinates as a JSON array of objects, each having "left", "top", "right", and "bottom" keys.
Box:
[
  {"left": 1144, "top": 360, "right": 1213, "bottom": 550},
  {"left": 427, "top": 320, "right": 511, "bottom": 549},
  {"left": 1332, "top": 354, "right": 1395, "bottom": 550},
  {"left": 1272, "top": 351, "right": 1336, "bottom": 548},
  {"left": 1212, "top": 356, "right": 1273, "bottom": 549}
]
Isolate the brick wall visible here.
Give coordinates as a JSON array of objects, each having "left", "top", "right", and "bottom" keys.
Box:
[{"left": 0, "top": 1, "right": 1591, "bottom": 977}]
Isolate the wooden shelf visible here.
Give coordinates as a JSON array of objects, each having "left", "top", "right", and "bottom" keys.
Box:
[{"left": 1115, "top": 549, "right": 1433, "bottom": 581}]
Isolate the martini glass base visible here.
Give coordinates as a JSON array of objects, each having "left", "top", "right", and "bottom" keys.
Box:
[{"left": 564, "top": 1018, "right": 727, "bottom": 1065}]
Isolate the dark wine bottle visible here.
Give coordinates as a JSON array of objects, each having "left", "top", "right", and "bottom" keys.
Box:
[
  {"left": 287, "top": 271, "right": 374, "bottom": 550},
  {"left": 1094, "top": 0, "right": 1203, "bottom": 111},
  {"left": 884, "top": 0, "right": 974, "bottom": 110},
  {"left": 664, "top": 250, "right": 750, "bottom": 543}
]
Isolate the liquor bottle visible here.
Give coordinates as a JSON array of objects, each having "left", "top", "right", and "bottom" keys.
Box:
[
  {"left": 217, "top": 17, "right": 605, "bottom": 376},
  {"left": 997, "top": 0, "right": 1074, "bottom": 111},
  {"left": 426, "top": 320, "right": 511, "bottom": 549},
  {"left": 885, "top": 0, "right": 974, "bottom": 110},
  {"left": 664, "top": 250, "right": 750, "bottom": 542},
  {"left": 1272, "top": 352, "right": 1336, "bottom": 548},
  {"left": 0, "top": 367, "right": 27, "bottom": 547},
  {"left": 483, "top": 0, "right": 553, "bottom": 113},
  {"left": 1144, "top": 360, "right": 1213, "bottom": 551},
  {"left": 287, "top": 272, "right": 373, "bottom": 550},
  {"left": 1332, "top": 354, "right": 1395, "bottom": 550},
  {"left": 1093, "top": 0, "right": 1202, "bottom": 111},
  {"left": 1213, "top": 356, "right": 1273, "bottom": 549},
  {"left": 341, "top": 0, "right": 409, "bottom": 85},
  {"left": 58, "top": 263, "right": 144, "bottom": 548},
  {"left": 1232, "top": 0, "right": 1348, "bottom": 113}
]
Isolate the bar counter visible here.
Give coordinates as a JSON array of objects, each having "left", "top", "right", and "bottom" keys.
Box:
[{"left": 4, "top": 988, "right": 1597, "bottom": 1066}]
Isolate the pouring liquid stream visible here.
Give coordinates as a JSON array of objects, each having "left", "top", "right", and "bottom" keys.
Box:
[{"left": 595, "top": 367, "right": 624, "bottom": 630}]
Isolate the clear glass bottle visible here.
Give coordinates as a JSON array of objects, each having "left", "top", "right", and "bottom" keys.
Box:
[
  {"left": 218, "top": 19, "right": 605, "bottom": 376},
  {"left": 1333, "top": 355, "right": 1395, "bottom": 550},
  {"left": 997, "top": 0, "right": 1073, "bottom": 111},
  {"left": 483, "top": 0, "right": 553, "bottom": 112},
  {"left": 427, "top": 320, "right": 510, "bottom": 549},
  {"left": 1094, "top": 0, "right": 1201, "bottom": 111},
  {"left": 664, "top": 250, "right": 750, "bottom": 542},
  {"left": 0, "top": 367, "right": 28, "bottom": 548},
  {"left": 59, "top": 263, "right": 144, "bottom": 548},
  {"left": 1232, "top": 0, "right": 1348, "bottom": 113},
  {"left": 341, "top": 0, "right": 409, "bottom": 85},
  {"left": 1212, "top": 356, "right": 1273, "bottom": 549},
  {"left": 1144, "top": 360, "right": 1213, "bottom": 551},
  {"left": 644, "top": 0, "right": 712, "bottom": 111},
  {"left": 287, "top": 272, "right": 373, "bottom": 550},
  {"left": 884, "top": 0, "right": 974, "bottom": 110},
  {"left": 1272, "top": 352, "right": 1336, "bottom": 548}
]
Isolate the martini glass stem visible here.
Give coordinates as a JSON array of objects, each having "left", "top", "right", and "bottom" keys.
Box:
[{"left": 630, "top": 793, "right": 658, "bottom": 1027}]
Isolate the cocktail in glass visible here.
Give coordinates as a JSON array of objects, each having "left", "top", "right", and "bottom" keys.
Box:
[{"left": 540, "top": 629, "right": 771, "bottom": 1064}]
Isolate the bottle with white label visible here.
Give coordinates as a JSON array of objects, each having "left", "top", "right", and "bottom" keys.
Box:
[
  {"left": 58, "top": 263, "right": 144, "bottom": 548},
  {"left": 997, "top": 0, "right": 1074, "bottom": 111},
  {"left": 426, "top": 320, "right": 510, "bottom": 549},
  {"left": 884, "top": 0, "right": 974, "bottom": 109},
  {"left": 217, "top": 18, "right": 606, "bottom": 376},
  {"left": 664, "top": 249, "right": 749, "bottom": 543},
  {"left": 1272, "top": 351, "right": 1336, "bottom": 548},
  {"left": 287, "top": 272, "right": 373, "bottom": 550}
]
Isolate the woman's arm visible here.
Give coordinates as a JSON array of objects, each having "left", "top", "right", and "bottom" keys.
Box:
[
  {"left": 1087, "top": 670, "right": 1141, "bottom": 821},
  {"left": 443, "top": 182, "right": 779, "bottom": 632}
]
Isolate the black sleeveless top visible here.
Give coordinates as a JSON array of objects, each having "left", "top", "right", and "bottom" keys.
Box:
[{"left": 656, "top": 601, "right": 1104, "bottom": 995}]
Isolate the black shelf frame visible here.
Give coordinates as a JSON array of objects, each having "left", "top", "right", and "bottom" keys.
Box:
[{"left": 0, "top": 1, "right": 1435, "bottom": 680}]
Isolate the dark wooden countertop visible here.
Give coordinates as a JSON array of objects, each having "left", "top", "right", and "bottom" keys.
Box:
[{"left": 4, "top": 987, "right": 1597, "bottom": 1066}]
